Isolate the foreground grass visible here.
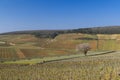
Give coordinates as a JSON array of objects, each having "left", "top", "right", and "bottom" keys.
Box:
[{"left": 0, "top": 51, "right": 120, "bottom": 80}]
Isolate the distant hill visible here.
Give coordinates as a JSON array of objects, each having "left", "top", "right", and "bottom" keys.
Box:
[
  {"left": 0, "top": 30, "right": 68, "bottom": 39},
  {"left": 72, "top": 26, "right": 120, "bottom": 34},
  {"left": 0, "top": 30, "right": 66, "bottom": 35},
  {"left": 1, "top": 26, "right": 120, "bottom": 38}
]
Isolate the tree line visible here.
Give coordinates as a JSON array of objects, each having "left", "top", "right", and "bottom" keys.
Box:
[
  {"left": 1, "top": 26, "right": 120, "bottom": 38},
  {"left": 72, "top": 26, "right": 120, "bottom": 34}
]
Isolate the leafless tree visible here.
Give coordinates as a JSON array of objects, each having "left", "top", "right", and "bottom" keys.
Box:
[{"left": 76, "top": 43, "right": 91, "bottom": 56}]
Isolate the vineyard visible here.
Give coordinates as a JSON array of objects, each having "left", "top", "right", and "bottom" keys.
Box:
[
  {"left": 0, "top": 51, "right": 120, "bottom": 80},
  {"left": 0, "top": 48, "right": 18, "bottom": 61}
]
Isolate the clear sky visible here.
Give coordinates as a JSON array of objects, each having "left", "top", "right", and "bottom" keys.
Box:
[{"left": 0, "top": 0, "right": 120, "bottom": 33}]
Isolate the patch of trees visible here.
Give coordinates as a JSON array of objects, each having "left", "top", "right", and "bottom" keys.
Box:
[
  {"left": 76, "top": 43, "right": 91, "bottom": 56},
  {"left": 32, "top": 30, "right": 71, "bottom": 39},
  {"left": 72, "top": 26, "right": 120, "bottom": 34},
  {"left": 33, "top": 32, "right": 62, "bottom": 39},
  {"left": 75, "top": 37, "right": 98, "bottom": 40}
]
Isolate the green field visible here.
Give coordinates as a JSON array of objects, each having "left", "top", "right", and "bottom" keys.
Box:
[{"left": 3, "top": 51, "right": 114, "bottom": 64}]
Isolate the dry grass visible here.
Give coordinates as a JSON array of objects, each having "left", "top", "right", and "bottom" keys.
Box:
[{"left": 1, "top": 51, "right": 120, "bottom": 80}]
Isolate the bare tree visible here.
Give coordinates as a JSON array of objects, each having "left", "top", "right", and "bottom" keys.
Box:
[{"left": 76, "top": 43, "right": 91, "bottom": 56}]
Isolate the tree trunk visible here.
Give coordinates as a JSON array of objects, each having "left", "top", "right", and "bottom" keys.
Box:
[{"left": 84, "top": 51, "right": 87, "bottom": 56}]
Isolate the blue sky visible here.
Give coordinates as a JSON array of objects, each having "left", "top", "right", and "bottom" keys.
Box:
[{"left": 0, "top": 0, "right": 120, "bottom": 33}]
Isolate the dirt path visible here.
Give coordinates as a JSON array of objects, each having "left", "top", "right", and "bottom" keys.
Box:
[{"left": 15, "top": 48, "right": 25, "bottom": 58}]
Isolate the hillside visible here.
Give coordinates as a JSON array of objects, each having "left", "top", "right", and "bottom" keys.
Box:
[{"left": 0, "top": 26, "right": 120, "bottom": 61}]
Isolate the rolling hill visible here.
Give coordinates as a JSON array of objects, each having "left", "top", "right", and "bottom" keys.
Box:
[{"left": 0, "top": 26, "right": 120, "bottom": 61}]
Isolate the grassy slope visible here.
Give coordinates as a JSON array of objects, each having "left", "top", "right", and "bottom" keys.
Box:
[{"left": 4, "top": 51, "right": 114, "bottom": 64}]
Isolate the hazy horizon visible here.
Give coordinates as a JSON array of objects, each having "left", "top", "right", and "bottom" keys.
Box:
[{"left": 0, "top": 0, "right": 120, "bottom": 33}]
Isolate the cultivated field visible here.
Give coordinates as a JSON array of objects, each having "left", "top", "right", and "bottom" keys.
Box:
[
  {"left": 0, "top": 34, "right": 120, "bottom": 80},
  {"left": 0, "top": 47, "right": 76, "bottom": 62},
  {"left": 0, "top": 47, "right": 18, "bottom": 61}
]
